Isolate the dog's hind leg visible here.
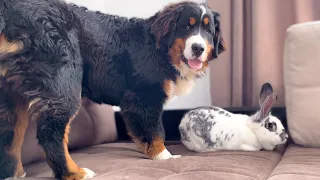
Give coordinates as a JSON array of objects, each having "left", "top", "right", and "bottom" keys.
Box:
[
  {"left": 0, "top": 88, "right": 28, "bottom": 179},
  {"left": 22, "top": 59, "right": 95, "bottom": 179},
  {"left": 27, "top": 92, "right": 95, "bottom": 180}
]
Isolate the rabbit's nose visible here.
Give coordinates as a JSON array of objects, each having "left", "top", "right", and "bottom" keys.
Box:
[{"left": 279, "top": 131, "right": 288, "bottom": 142}]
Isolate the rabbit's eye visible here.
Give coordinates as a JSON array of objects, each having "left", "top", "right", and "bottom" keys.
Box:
[{"left": 265, "top": 122, "right": 277, "bottom": 132}]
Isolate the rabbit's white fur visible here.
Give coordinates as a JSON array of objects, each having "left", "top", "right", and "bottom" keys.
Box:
[{"left": 179, "top": 83, "right": 288, "bottom": 152}]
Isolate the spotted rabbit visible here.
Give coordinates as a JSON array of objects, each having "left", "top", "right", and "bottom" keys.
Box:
[{"left": 179, "top": 83, "right": 288, "bottom": 152}]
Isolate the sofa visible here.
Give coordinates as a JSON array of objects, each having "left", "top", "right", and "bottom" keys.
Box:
[{"left": 18, "top": 21, "right": 320, "bottom": 180}]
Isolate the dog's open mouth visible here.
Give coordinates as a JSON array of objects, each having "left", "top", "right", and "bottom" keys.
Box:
[{"left": 180, "top": 50, "right": 203, "bottom": 70}]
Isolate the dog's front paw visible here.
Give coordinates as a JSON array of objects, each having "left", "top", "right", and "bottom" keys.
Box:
[
  {"left": 21, "top": 172, "right": 26, "bottom": 178},
  {"left": 4, "top": 172, "right": 26, "bottom": 180},
  {"left": 61, "top": 168, "right": 96, "bottom": 180},
  {"left": 82, "top": 168, "right": 96, "bottom": 179},
  {"left": 152, "top": 149, "right": 182, "bottom": 160},
  {"left": 171, "top": 155, "right": 182, "bottom": 159}
]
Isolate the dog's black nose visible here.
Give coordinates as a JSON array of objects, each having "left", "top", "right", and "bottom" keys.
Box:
[{"left": 191, "top": 43, "right": 205, "bottom": 58}]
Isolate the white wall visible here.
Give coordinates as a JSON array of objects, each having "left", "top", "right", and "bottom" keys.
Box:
[{"left": 65, "top": 0, "right": 210, "bottom": 110}]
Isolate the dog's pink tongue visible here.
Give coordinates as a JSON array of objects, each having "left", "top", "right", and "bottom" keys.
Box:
[{"left": 188, "top": 59, "right": 203, "bottom": 70}]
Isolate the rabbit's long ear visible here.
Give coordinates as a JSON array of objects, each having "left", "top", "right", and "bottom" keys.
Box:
[
  {"left": 254, "top": 83, "right": 277, "bottom": 122},
  {"left": 259, "top": 83, "right": 274, "bottom": 106}
]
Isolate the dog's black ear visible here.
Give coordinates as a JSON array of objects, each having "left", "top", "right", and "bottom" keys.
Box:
[
  {"left": 211, "top": 12, "right": 226, "bottom": 59},
  {"left": 151, "top": 4, "right": 184, "bottom": 48}
]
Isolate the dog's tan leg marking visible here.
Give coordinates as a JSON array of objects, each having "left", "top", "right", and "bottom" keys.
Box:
[
  {"left": 0, "top": 34, "right": 23, "bottom": 54},
  {"left": 7, "top": 103, "right": 29, "bottom": 178},
  {"left": 62, "top": 111, "right": 95, "bottom": 180},
  {"left": 129, "top": 132, "right": 180, "bottom": 160}
]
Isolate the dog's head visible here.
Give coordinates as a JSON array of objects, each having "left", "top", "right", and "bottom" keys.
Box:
[{"left": 151, "top": 2, "right": 226, "bottom": 76}]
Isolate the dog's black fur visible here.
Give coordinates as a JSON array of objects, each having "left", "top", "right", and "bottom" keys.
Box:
[{"left": 0, "top": 0, "right": 225, "bottom": 179}]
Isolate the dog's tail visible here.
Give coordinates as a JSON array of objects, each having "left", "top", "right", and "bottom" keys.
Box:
[
  {"left": 0, "top": 0, "right": 5, "bottom": 33},
  {"left": 0, "top": 2, "right": 31, "bottom": 60}
]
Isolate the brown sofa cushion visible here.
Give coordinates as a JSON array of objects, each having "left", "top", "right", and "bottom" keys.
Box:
[
  {"left": 21, "top": 98, "right": 117, "bottom": 165},
  {"left": 284, "top": 21, "right": 320, "bottom": 147},
  {"left": 23, "top": 143, "right": 284, "bottom": 179},
  {"left": 268, "top": 144, "right": 320, "bottom": 180}
]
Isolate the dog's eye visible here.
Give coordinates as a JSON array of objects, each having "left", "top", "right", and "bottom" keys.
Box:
[
  {"left": 185, "top": 25, "right": 190, "bottom": 30},
  {"left": 205, "top": 28, "right": 211, "bottom": 33}
]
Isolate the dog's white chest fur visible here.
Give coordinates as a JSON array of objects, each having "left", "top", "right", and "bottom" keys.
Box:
[
  {"left": 165, "top": 76, "right": 196, "bottom": 102},
  {"left": 175, "top": 77, "right": 195, "bottom": 96}
]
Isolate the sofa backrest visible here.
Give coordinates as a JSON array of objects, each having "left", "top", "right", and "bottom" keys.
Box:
[{"left": 284, "top": 21, "right": 320, "bottom": 147}]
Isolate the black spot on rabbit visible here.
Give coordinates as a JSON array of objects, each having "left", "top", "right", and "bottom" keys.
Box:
[
  {"left": 179, "top": 127, "right": 191, "bottom": 142},
  {"left": 212, "top": 107, "right": 220, "bottom": 111},
  {"left": 216, "top": 136, "right": 220, "bottom": 142},
  {"left": 194, "top": 106, "right": 214, "bottom": 111},
  {"left": 279, "top": 130, "right": 287, "bottom": 142},
  {"left": 188, "top": 111, "right": 197, "bottom": 117},
  {"left": 225, "top": 133, "right": 233, "bottom": 142},
  {"left": 219, "top": 141, "right": 223, "bottom": 147},
  {"left": 192, "top": 116, "right": 216, "bottom": 147},
  {"left": 186, "top": 121, "right": 191, "bottom": 131},
  {"left": 265, "top": 117, "right": 277, "bottom": 132},
  {"left": 224, "top": 134, "right": 228, "bottom": 141}
]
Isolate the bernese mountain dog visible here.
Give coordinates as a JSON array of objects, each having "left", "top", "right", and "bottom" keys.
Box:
[{"left": 0, "top": 0, "right": 226, "bottom": 179}]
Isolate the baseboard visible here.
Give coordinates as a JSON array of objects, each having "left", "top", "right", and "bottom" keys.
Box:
[{"left": 115, "top": 107, "right": 287, "bottom": 141}]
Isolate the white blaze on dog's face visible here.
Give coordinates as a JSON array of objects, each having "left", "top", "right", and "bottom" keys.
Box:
[
  {"left": 183, "top": 5, "right": 209, "bottom": 70},
  {"left": 183, "top": 32, "right": 206, "bottom": 69}
]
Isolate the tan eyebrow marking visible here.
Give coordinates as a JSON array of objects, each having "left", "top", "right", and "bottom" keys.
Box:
[
  {"left": 203, "top": 17, "right": 209, "bottom": 25},
  {"left": 189, "top": 17, "right": 196, "bottom": 25}
]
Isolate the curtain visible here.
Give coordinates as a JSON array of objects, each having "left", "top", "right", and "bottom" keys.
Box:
[{"left": 208, "top": 0, "right": 320, "bottom": 108}]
